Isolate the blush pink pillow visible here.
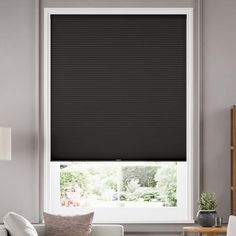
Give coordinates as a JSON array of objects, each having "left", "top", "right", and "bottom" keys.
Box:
[{"left": 43, "top": 212, "right": 94, "bottom": 236}]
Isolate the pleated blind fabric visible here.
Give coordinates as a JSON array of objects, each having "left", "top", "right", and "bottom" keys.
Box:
[{"left": 51, "top": 14, "right": 186, "bottom": 161}]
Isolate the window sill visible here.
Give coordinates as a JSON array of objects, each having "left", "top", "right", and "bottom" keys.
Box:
[{"left": 119, "top": 220, "right": 195, "bottom": 224}]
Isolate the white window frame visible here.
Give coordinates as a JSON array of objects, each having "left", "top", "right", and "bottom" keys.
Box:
[
  {"left": 43, "top": 8, "right": 194, "bottom": 223},
  {"left": 49, "top": 161, "right": 188, "bottom": 223}
]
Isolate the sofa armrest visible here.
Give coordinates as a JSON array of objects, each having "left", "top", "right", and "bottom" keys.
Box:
[
  {"left": 0, "top": 226, "right": 8, "bottom": 236},
  {"left": 91, "top": 225, "right": 124, "bottom": 236},
  {"left": 0, "top": 224, "right": 124, "bottom": 236}
]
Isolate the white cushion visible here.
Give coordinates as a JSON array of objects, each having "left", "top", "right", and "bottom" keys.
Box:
[
  {"left": 3, "top": 212, "right": 38, "bottom": 236},
  {"left": 227, "top": 215, "right": 236, "bottom": 236}
]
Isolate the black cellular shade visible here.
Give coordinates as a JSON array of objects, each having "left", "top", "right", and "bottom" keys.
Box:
[{"left": 51, "top": 14, "right": 186, "bottom": 161}]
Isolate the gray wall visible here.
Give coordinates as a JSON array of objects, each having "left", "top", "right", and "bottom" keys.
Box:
[
  {"left": 0, "top": 0, "right": 236, "bottom": 235},
  {"left": 202, "top": 0, "right": 236, "bottom": 220},
  {"left": 0, "top": 0, "right": 39, "bottom": 223}
]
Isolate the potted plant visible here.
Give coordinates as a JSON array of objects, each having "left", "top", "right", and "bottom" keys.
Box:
[{"left": 197, "top": 192, "right": 218, "bottom": 227}]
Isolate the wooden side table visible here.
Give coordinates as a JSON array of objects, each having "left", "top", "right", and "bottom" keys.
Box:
[{"left": 183, "top": 226, "right": 227, "bottom": 236}]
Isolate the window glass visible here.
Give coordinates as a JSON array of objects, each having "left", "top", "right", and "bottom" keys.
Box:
[{"left": 59, "top": 162, "right": 177, "bottom": 208}]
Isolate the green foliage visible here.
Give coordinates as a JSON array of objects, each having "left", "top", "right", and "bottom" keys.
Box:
[
  {"left": 126, "top": 179, "right": 140, "bottom": 193},
  {"left": 120, "top": 187, "right": 161, "bottom": 202},
  {"left": 138, "top": 188, "right": 160, "bottom": 202},
  {"left": 60, "top": 171, "right": 88, "bottom": 196},
  {"left": 59, "top": 163, "right": 178, "bottom": 207},
  {"left": 122, "top": 166, "right": 158, "bottom": 190},
  {"left": 198, "top": 192, "right": 217, "bottom": 210},
  {"left": 142, "top": 192, "right": 158, "bottom": 202},
  {"left": 104, "top": 177, "right": 117, "bottom": 190},
  {"left": 87, "top": 165, "right": 118, "bottom": 196},
  {"left": 120, "top": 192, "right": 138, "bottom": 201},
  {"left": 89, "top": 176, "right": 117, "bottom": 196},
  {"left": 154, "top": 163, "right": 177, "bottom": 207}
]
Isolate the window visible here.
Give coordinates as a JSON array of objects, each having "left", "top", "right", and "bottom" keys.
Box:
[
  {"left": 49, "top": 161, "right": 188, "bottom": 223},
  {"left": 44, "top": 8, "right": 194, "bottom": 223},
  {"left": 59, "top": 162, "right": 177, "bottom": 208}
]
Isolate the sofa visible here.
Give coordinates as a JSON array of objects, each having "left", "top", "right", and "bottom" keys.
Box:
[{"left": 0, "top": 224, "right": 124, "bottom": 236}]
